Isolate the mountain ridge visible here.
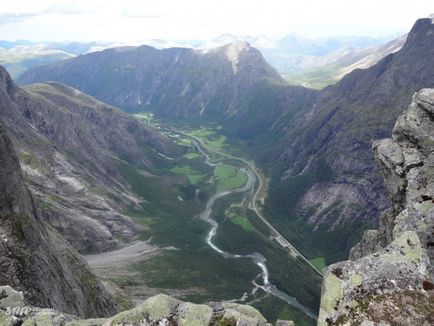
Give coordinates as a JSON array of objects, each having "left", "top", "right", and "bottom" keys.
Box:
[
  {"left": 17, "top": 41, "right": 318, "bottom": 135},
  {"left": 263, "top": 17, "right": 434, "bottom": 262},
  {"left": 0, "top": 118, "right": 116, "bottom": 317},
  {"left": 0, "top": 65, "right": 181, "bottom": 254}
]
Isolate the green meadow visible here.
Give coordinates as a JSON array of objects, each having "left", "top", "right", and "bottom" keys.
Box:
[
  {"left": 309, "top": 257, "right": 326, "bottom": 272},
  {"left": 183, "top": 152, "right": 200, "bottom": 159},
  {"left": 170, "top": 165, "right": 206, "bottom": 185},
  {"left": 214, "top": 164, "right": 248, "bottom": 192},
  {"left": 231, "top": 215, "right": 255, "bottom": 233}
]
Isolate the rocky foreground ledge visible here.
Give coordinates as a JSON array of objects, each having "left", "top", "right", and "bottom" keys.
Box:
[
  {"left": 0, "top": 286, "right": 294, "bottom": 326},
  {"left": 318, "top": 89, "right": 434, "bottom": 325}
]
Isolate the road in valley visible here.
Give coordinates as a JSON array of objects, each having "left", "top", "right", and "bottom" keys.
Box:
[{"left": 176, "top": 130, "right": 323, "bottom": 279}]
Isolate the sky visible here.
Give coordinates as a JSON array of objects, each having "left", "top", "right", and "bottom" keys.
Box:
[{"left": 0, "top": 0, "right": 433, "bottom": 42}]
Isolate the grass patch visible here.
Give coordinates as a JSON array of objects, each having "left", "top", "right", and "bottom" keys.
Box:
[
  {"left": 231, "top": 215, "right": 255, "bottom": 233},
  {"left": 185, "top": 126, "right": 227, "bottom": 154},
  {"left": 309, "top": 257, "right": 326, "bottom": 272},
  {"left": 187, "top": 128, "right": 215, "bottom": 138},
  {"left": 214, "top": 164, "right": 247, "bottom": 192},
  {"left": 170, "top": 165, "right": 195, "bottom": 175},
  {"left": 187, "top": 174, "right": 205, "bottom": 185},
  {"left": 177, "top": 139, "right": 192, "bottom": 147},
  {"left": 246, "top": 209, "right": 273, "bottom": 238},
  {"left": 170, "top": 165, "right": 206, "bottom": 185},
  {"left": 134, "top": 112, "right": 153, "bottom": 121},
  {"left": 183, "top": 152, "right": 200, "bottom": 159},
  {"left": 204, "top": 136, "right": 226, "bottom": 152},
  {"left": 19, "top": 152, "right": 40, "bottom": 170}
]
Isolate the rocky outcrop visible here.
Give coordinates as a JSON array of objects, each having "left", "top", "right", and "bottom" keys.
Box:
[
  {"left": 0, "top": 123, "right": 116, "bottom": 317},
  {"left": 318, "top": 89, "right": 434, "bottom": 325},
  {"left": 0, "top": 290, "right": 286, "bottom": 326}
]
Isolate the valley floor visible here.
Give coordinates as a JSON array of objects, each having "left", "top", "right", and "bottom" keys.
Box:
[{"left": 83, "top": 116, "right": 322, "bottom": 325}]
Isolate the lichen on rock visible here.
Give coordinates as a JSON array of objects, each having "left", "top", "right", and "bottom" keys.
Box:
[
  {"left": 319, "top": 89, "right": 434, "bottom": 325},
  {"left": 1, "top": 293, "right": 277, "bottom": 326}
]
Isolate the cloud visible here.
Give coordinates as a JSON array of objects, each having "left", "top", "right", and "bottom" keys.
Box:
[
  {"left": 122, "top": 12, "right": 171, "bottom": 19},
  {"left": 0, "top": 0, "right": 433, "bottom": 41},
  {"left": 0, "top": 12, "right": 39, "bottom": 25},
  {"left": 0, "top": 1, "right": 100, "bottom": 25}
]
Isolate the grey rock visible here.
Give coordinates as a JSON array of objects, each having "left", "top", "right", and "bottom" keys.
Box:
[
  {"left": 373, "top": 88, "right": 434, "bottom": 273},
  {"left": 414, "top": 88, "right": 434, "bottom": 114},
  {"left": 373, "top": 139, "right": 406, "bottom": 209},
  {"left": 276, "top": 320, "right": 294, "bottom": 326},
  {"left": 0, "top": 286, "right": 25, "bottom": 310},
  {"left": 0, "top": 120, "right": 116, "bottom": 318},
  {"left": 349, "top": 229, "right": 383, "bottom": 260},
  {"left": 208, "top": 301, "right": 224, "bottom": 313},
  {"left": 321, "top": 88, "right": 434, "bottom": 325},
  {"left": 11, "top": 294, "right": 271, "bottom": 326},
  {"left": 221, "top": 302, "right": 268, "bottom": 325},
  {"left": 319, "top": 231, "right": 431, "bottom": 325},
  {"left": 177, "top": 302, "right": 213, "bottom": 326}
]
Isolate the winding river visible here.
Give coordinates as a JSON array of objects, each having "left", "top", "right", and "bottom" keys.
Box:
[{"left": 189, "top": 137, "right": 317, "bottom": 320}]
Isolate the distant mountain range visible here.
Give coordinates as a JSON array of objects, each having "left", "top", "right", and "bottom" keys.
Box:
[
  {"left": 1, "top": 32, "right": 402, "bottom": 86},
  {"left": 207, "top": 33, "right": 399, "bottom": 72}
]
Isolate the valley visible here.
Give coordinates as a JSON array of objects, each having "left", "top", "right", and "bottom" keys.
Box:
[
  {"left": 0, "top": 4, "right": 433, "bottom": 325},
  {"left": 83, "top": 116, "right": 322, "bottom": 325}
]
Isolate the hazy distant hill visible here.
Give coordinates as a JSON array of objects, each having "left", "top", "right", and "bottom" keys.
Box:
[
  {"left": 284, "top": 34, "right": 407, "bottom": 88},
  {"left": 0, "top": 41, "right": 111, "bottom": 78}
]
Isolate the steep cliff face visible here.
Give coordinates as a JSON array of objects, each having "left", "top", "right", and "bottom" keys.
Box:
[
  {"left": 0, "top": 123, "right": 116, "bottom": 317},
  {"left": 318, "top": 89, "right": 434, "bottom": 325},
  {"left": 264, "top": 17, "right": 434, "bottom": 262},
  {"left": 0, "top": 65, "right": 178, "bottom": 253}
]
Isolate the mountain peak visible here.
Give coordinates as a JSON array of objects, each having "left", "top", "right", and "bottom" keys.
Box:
[
  {"left": 227, "top": 40, "right": 251, "bottom": 49},
  {"left": 403, "top": 17, "right": 434, "bottom": 50},
  {"left": 0, "top": 65, "right": 16, "bottom": 95},
  {"left": 224, "top": 41, "right": 251, "bottom": 69},
  {"left": 223, "top": 41, "right": 265, "bottom": 73}
]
